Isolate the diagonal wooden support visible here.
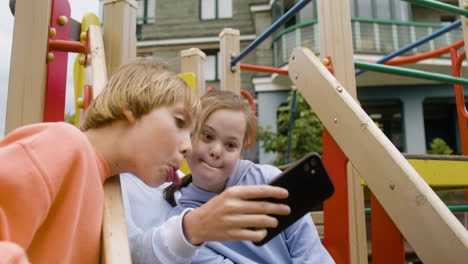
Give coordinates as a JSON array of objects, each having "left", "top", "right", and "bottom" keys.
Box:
[
  {"left": 87, "top": 25, "right": 131, "bottom": 264},
  {"left": 288, "top": 47, "right": 468, "bottom": 264}
]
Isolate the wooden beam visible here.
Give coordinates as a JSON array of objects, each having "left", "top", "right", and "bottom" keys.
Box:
[
  {"left": 219, "top": 28, "right": 240, "bottom": 94},
  {"left": 289, "top": 47, "right": 468, "bottom": 264},
  {"left": 180, "top": 48, "right": 206, "bottom": 96},
  {"left": 317, "top": 1, "right": 367, "bottom": 263},
  {"left": 88, "top": 25, "right": 108, "bottom": 99},
  {"left": 103, "top": 0, "right": 137, "bottom": 76},
  {"left": 89, "top": 21, "right": 131, "bottom": 264},
  {"left": 5, "top": 0, "right": 52, "bottom": 134},
  {"left": 317, "top": 0, "right": 356, "bottom": 98},
  {"left": 347, "top": 162, "right": 368, "bottom": 264},
  {"left": 101, "top": 176, "right": 132, "bottom": 264}
]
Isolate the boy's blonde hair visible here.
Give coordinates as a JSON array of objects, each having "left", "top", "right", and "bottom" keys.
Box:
[
  {"left": 198, "top": 89, "right": 256, "bottom": 146},
  {"left": 81, "top": 57, "right": 200, "bottom": 131}
]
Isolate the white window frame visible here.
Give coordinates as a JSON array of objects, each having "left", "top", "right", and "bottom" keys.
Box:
[{"left": 200, "top": 0, "right": 232, "bottom": 20}]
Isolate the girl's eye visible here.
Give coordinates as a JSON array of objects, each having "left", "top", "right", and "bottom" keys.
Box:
[
  {"left": 226, "top": 143, "right": 237, "bottom": 149},
  {"left": 202, "top": 133, "right": 213, "bottom": 141},
  {"left": 175, "top": 117, "right": 185, "bottom": 128}
]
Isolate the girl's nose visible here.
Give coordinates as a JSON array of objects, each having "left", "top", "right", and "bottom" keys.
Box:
[{"left": 209, "top": 143, "right": 222, "bottom": 160}]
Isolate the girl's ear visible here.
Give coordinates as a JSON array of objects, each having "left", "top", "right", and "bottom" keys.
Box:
[{"left": 122, "top": 109, "right": 136, "bottom": 125}]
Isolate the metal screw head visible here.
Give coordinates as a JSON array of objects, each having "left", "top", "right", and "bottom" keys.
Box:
[
  {"left": 49, "top": 28, "right": 56, "bottom": 37},
  {"left": 389, "top": 184, "right": 395, "bottom": 190},
  {"left": 47, "top": 52, "right": 55, "bottom": 63},
  {"left": 76, "top": 97, "right": 84, "bottom": 109},
  {"left": 230, "top": 66, "right": 237, "bottom": 72},
  {"left": 333, "top": 118, "right": 338, "bottom": 124},
  {"left": 322, "top": 58, "right": 330, "bottom": 66},
  {"left": 231, "top": 53, "right": 236, "bottom": 59},
  {"left": 310, "top": 169, "right": 316, "bottom": 175},
  {"left": 336, "top": 86, "right": 343, "bottom": 93},
  {"left": 295, "top": 74, "right": 298, "bottom": 80},
  {"left": 292, "top": 55, "right": 295, "bottom": 61},
  {"left": 58, "top": 16, "right": 68, "bottom": 25}
]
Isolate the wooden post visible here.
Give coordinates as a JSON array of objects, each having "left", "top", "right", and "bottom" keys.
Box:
[
  {"left": 289, "top": 47, "right": 468, "bottom": 264},
  {"left": 88, "top": 25, "right": 108, "bottom": 99},
  {"left": 101, "top": 176, "right": 132, "bottom": 264},
  {"left": 90, "top": 22, "right": 130, "bottom": 264},
  {"left": 180, "top": 48, "right": 206, "bottom": 96},
  {"left": 5, "top": 0, "right": 52, "bottom": 134},
  {"left": 317, "top": 0, "right": 368, "bottom": 263},
  {"left": 103, "top": 0, "right": 137, "bottom": 76},
  {"left": 219, "top": 28, "right": 240, "bottom": 94}
]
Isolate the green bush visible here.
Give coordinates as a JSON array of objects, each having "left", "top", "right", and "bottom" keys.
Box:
[
  {"left": 257, "top": 91, "right": 323, "bottom": 165},
  {"left": 427, "top": 138, "right": 453, "bottom": 155}
]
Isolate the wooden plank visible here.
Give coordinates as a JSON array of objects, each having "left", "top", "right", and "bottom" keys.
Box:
[
  {"left": 347, "top": 162, "right": 368, "bottom": 264},
  {"left": 317, "top": 0, "right": 356, "bottom": 98},
  {"left": 311, "top": 211, "right": 324, "bottom": 224},
  {"left": 289, "top": 47, "right": 468, "bottom": 264},
  {"left": 103, "top": 0, "right": 137, "bottom": 76},
  {"left": 101, "top": 176, "right": 132, "bottom": 264},
  {"left": 88, "top": 25, "right": 108, "bottom": 99},
  {"left": 5, "top": 0, "right": 52, "bottom": 134},
  {"left": 89, "top": 21, "right": 131, "bottom": 264},
  {"left": 180, "top": 48, "right": 206, "bottom": 96},
  {"left": 219, "top": 28, "right": 240, "bottom": 94},
  {"left": 317, "top": 1, "right": 367, "bottom": 263}
]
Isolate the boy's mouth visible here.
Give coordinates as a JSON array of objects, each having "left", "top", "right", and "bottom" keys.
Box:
[{"left": 167, "top": 167, "right": 181, "bottom": 184}]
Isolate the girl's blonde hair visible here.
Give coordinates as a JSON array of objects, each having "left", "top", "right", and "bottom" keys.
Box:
[
  {"left": 81, "top": 57, "right": 200, "bottom": 131},
  {"left": 164, "top": 89, "right": 256, "bottom": 206}
]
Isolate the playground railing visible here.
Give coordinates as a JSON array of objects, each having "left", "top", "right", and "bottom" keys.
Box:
[{"left": 272, "top": 18, "right": 463, "bottom": 66}]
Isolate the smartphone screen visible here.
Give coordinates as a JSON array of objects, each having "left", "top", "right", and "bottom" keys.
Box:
[{"left": 254, "top": 152, "right": 334, "bottom": 246}]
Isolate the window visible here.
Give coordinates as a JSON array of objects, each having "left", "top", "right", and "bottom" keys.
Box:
[
  {"left": 423, "top": 99, "right": 460, "bottom": 154},
  {"left": 137, "top": 0, "right": 156, "bottom": 24},
  {"left": 201, "top": 0, "right": 232, "bottom": 20},
  {"left": 351, "top": 0, "right": 410, "bottom": 21},
  {"left": 204, "top": 50, "right": 220, "bottom": 81},
  {"left": 361, "top": 100, "right": 403, "bottom": 151}
]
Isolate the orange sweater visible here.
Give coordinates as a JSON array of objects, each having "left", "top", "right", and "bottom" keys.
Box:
[{"left": 0, "top": 122, "right": 111, "bottom": 263}]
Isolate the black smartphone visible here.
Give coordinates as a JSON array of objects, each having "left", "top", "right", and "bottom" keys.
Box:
[{"left": 254, "top": 152, "right": 334, "bottom": 246}]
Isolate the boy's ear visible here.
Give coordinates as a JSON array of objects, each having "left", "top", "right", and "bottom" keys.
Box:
[{"left": 122, "top": 109, "right": 136, "bottom": 125}]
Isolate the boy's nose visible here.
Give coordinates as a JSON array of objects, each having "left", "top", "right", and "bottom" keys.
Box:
[{"left": 179, "top": 132, "right": 192, "bottom": 158}]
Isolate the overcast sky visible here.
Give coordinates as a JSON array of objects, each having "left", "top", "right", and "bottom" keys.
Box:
[{"left": 0, "top": 0, "right": 100, "bottom": 136}]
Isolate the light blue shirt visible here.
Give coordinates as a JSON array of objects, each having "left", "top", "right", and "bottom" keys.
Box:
[
  {"left": 121, "top": 173, "right": 199, "bottom": 264},
  {"left": 169, "top": 160, "right": 335, "bottom": 264}
]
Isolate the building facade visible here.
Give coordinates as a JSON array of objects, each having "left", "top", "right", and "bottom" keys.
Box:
[{"left": 136, "top": 0, "right": 468, "bottom": 163}]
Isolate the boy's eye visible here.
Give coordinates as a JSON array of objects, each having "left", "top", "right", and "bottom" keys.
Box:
[{"left": 175, "top": 117, "right": 185, "bottom": 128}]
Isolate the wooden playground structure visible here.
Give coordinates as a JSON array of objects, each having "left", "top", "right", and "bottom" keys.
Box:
[{"left": 5, "top": 0, "right": 468, "bottom": 263}]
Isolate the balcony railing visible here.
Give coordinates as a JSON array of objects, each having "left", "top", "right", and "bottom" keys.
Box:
[{"left": 272, "top": 18, "right": 463, "bottom": 67}]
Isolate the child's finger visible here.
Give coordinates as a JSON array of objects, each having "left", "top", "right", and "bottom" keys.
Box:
[
  {"left": 233, "top": 200, "right": 290, "bottom": 216},
  {"left": 225, "top": 214, "right": 279, "bottom": 229},
  {"left": 224, "top": 185, "right": 289, "bottom": 200}
]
